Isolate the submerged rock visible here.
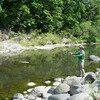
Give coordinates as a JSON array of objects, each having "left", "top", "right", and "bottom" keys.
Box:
[{"left": 88, "top": 55, "right": 100, "bottom": 63}]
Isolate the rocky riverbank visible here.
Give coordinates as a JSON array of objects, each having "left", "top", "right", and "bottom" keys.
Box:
[
  {"left": 0, "top": 38, "right": 98, "bottom": 57},
  {"left": 13, "top": 70, "right": 100, "bottom": 100}
]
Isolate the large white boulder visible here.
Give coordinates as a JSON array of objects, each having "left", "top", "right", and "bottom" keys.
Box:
[
  {"left": 48, "top": 94, "right": 70, "bottom": 100},
  {"left": 54, "top": 83, "right": 70, "bottom": 94},
  {"left": 65, "top": 76, "right": 81, "bottom": 88}
]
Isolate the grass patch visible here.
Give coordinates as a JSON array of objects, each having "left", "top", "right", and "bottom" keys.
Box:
[{"left": 10, "top": 32, "right": 63, "bottom": 46}]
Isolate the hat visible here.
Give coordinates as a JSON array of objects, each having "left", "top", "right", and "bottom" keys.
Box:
[{"left": 79, "top": 45, "right": 84, "bottom": 49}]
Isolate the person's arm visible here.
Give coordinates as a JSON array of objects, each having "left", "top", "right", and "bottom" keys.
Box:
[
  {"left": 75, "top": 51, "right": 84, "bottom": 57},
  {"left": 72, "top": 51, "right": 80, "bottom": 55}
]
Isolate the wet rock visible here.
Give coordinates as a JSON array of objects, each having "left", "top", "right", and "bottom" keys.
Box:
[{"left": 88, "top": 55, "right": 100, "bottom": 63}]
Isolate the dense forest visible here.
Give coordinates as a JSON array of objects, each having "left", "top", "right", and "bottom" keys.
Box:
[{"left": 0, "top": 0, "right": 100, "bottom": 42}]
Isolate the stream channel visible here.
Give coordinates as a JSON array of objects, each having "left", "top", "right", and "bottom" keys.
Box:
[{"left": 0, "top": 44, "right": 100, "bottom": 100}]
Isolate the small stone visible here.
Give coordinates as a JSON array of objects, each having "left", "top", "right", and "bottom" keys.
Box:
[
  {"left": 21, "top": 61, "right": 29, "bottom": 64},
  {"left": 27, "top": 82, "right": 36, "bottom": 86},
  {"left": 44, "top": 81, "right": 51, "bottom": 84},
  {"left": 54, "top": 78, "right": 63, "bottom": 82},
  {"left": 23, "top": 91, "right": 27, "bottom": 94}
]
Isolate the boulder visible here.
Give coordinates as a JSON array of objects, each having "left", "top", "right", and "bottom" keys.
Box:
[
  {"left": 48, "top": 94, "right": 70, "bottom": 100},
  {"left": 85, "top": 72, "right": 97, "bottom": 83},
  {"left": 13, "top": 93, "right": 24, "bottom": 100},
  {"left": 65, "top": 76, "right": 81, "bottom": 87},
  {"left": 54, "top": 83, "right": 70, "bottom": 94},
  {"left": 69, "top": 93, "right": 89, "bottom": 100},
  {"left": 88, "top": 55, "right": 100, "bottom": 63},
  {"left": 33, "top": 86, "right": 46, "bottom": 93},
  {"left": 69, "top": 86, "right": 87, "bottom": 95}
]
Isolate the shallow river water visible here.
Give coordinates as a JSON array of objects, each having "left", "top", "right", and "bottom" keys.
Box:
[{"left": 0, "top": 44, "right": 100, "bottom": 100}]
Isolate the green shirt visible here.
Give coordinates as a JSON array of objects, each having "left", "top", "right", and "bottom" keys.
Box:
[{"left": 72, "top": 50, "right": 85, "bottom": 62}]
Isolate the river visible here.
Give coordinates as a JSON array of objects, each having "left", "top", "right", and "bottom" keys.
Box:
[{"left": 0, "top": 44, "right": 100, "bottom": 100}]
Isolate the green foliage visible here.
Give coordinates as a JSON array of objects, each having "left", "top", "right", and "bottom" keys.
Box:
[
  {"left": 10, "top": 32, "right": 22, "bottom": 37},
  {"left": 0, "top": 0, "right": 100, "bottom": 43}
]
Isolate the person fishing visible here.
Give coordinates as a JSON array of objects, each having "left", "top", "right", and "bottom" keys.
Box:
[{"left": 70, "top": 45, "right": 85, "bottom": 77}]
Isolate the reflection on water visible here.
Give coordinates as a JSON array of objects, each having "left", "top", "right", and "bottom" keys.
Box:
[{"left": 0, "top": 45, "right": 100, "bottom": 99}]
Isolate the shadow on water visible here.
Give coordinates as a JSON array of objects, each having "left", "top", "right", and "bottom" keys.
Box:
[{"left": 0, "top": 44, "right": 100, "bottom": 99}]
